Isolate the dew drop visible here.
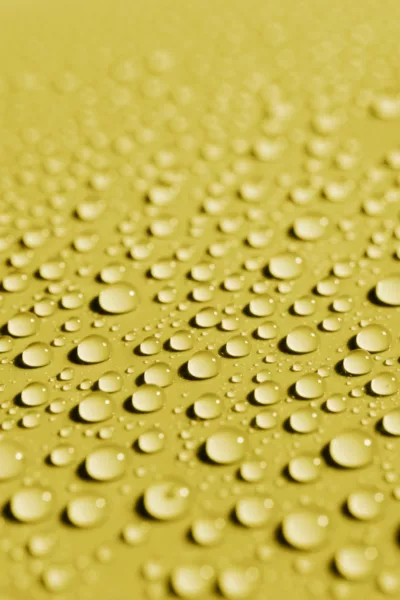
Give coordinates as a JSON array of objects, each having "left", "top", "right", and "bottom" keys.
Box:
[
  {"left": 286, "top": 326, "right": 319, "bottom": 354},
  {"left": 225, "top": 335, "right": 251, "bottom": 358},
  {"left": 131, "top": 385, "right": 165, "bottom": 413},
  {"left": 370, "top": 372, "right": 397, "bottom": 396},
  {"left": 205, "top": 428, "right": 246, "bottom": 464},
  {"left": 137, "top": 429, "right": 165, "bottom": 453},
  {"left": 375, "top": 275, "right": 400, "bottom": 306},
  {"left": 295, "top": 374, "right": 324, "bottom": 399},
  {"left": 247, "top": 296, "right": 275, "bottom": 317},
  {"left": 78, "top": 392, "right": 115, "bottom": 422},
  {"left": 256, "top": 321, "right": 278, "bottom": 340},
  {"left": 289, "top": 408, "right": 319, "bottom": 434},
  {"left": 143, "top": 479, "right": 191, "bottom": 520},
  {"left": 98, "top": 283, "right": 139, "bottom": 314},
  {"left": 8, "top": 313, "right": 38, "bottom": 337},
  {"left": 235, "top": 496, "right": 273, "bottom": 528},
  {"left": 187, "top": 351, "right": 220, "bottom": 379},
  {"left": 170, "top": 565, "right": 214, "bottom": 598},
  {"left": 0, "top": 440, "right": 25, "bottom": 481},
  {"left": 381, "top": 409, "right": 400, "bottom": 436},
  {"left": 193, "top": 393, "right": 222, "bottom": 419},
  {"left": 334, "top": 545, "right": 377, "bottom": 580},
  {"left": 21, "top": 342, "right": 53, "bottom": 367},
  {"left": 281, "top": 510, "right": 329, "bottom": 550},
  {"left": 21, "top": 381, "right": 49, "bottom": 407},
  {"left": 288, "top": 455, "right": 321, "bottom": 483},
  {"left": 98, "top": 370, "right": 122, "bottom": 393},
  {"left": 10, "top": 486, "right": 54, "bottom": 522},
  {"left": 218, "top": 566, "right": 259, "bottom": 599},
  {"left": 269, "top": 252, "right": 304, "bottom": 280},
  {"left": 342, "top": 350, "right": 372, "bottom": 376},
  {"left": 253, "top": 381, "right": 280, "bottom": 405},
  {"left": 77, "top": 335, "right": 111, "bottom": 364},
  {"left": 143, "top": 362, "right": 172, "bottom": 387},
  {"left": 356, "top": 324, "right": 391, "bottom": 353},
  {"left": 293, "top": 213, "right": 329, "bottom": 241},
  {"left": 67, "top": 494, "right": 109, "bottom": 528},
  {"left": 50, "top": 444, "right": 76, "bottom": 467},
  {"left": 347, "top": 489, "right": 384, "bottom": 520},
  {"left": 329, "top": 430, "right": 374, "bottom": 468},
  {"left": 191, "top": 518, "right": 225, "bottom": 546},
  {"left": 85, "top": 445, "right": 127, "bottom": 481}
]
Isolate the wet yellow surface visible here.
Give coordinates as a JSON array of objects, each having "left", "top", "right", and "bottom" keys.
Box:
[{"left": 1, "top": 1, "right": 400, "bottom": 598}]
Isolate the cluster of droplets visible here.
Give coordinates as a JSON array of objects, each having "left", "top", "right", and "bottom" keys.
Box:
[{"left": 2, "top": 16, "right": 400, "bottom": 600}]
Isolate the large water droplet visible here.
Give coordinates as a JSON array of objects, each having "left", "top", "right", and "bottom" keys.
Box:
[
  {"left": 329, "top": 430, "right": 374, "bottom": 468},
  {"left": 98, "top": 283, "right": 139, "bottom": 314},
  {"left": 143, "top": 479, "right": 191, "bottom": 520},
  {"left": 205, "top": 428, "right": 246, "bottom": 464},
  {"left": 77, "top": 335, "right": 111, "bottom": 364}
]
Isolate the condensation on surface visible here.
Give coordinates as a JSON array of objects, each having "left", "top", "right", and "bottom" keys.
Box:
[{"left": 0, "top": 1, "right": 400, "bottom": 599}]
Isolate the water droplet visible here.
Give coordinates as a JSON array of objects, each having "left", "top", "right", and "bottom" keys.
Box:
[
  {"left": 139, "top": 336, "right": 161, "bottom": 356},
  {"left": 191, "top": 518, "right": 225, "bottom": 546},
  {"left": 21, "top": 381, "right": 49, "bottom": 406},
  {"left": 289, "top": 408, "right": 319, "bottom": 433},
  {"left": 98, "top": 370, "right": 122, "bottom": 393},
  {"left": 170, "top": 565, "right": 215, "bottom": 598},
  {"left": 225, "top": 335, "right": 251, "bottom": 357},
  {"left": 218, "top": 566, "right": 259, "bottom": 599},
  {"left": 77, "top": 335, "right": 111, "bottom": 364},
  {"left": 253, "top": 381, "right": 280, "bottom": 405},
  {"left": 131, "top": 385, "right": 165, "bottom": 412},
  {"left": 342, "top": 350, "right": 372, "bottom": 376},
  {"left": 247, "top": 296, "right": 275, "bottom": 317},
  {"left": 193, "top": 393, "right": 222, "bottom": 419},
  {"left": 325, "top": 394, "right": 346, "bottom": 413},
  {"left": 67, "top": 494, "right": 109, "bottom": 528},
  {"left": 293, "top": 213, "right": 329, "bottom": 241},
  {"left": 0, "top": 440, "right": 25, "bottom": 481},
  {"left": 235, "top": 496, "right": 273, "bottom": 527},
  {"left": 137, "top": 429, "right": 165, "bottom": 453},
  {"left": 382, "top": 409, "right": 400, "bottom": 436},
  {"left": 329, "top": 430, "right": 374, "bottom": 468},
  {"left": 334, "top": 545, "right": 378, "bottom": 580},
  {"left": 41, "top": 565, "right": 75, "bottom": 593},
  {"left": 281, "top": 510, "right": 329, "bottom": 550},
  {"left": 295, "top": 374, "right": 324, "bottom": 399},
  {"left": 370, "top": 372, "right": 397, "bottom": 396},
  {"left": 8, "top": 313, "right": 38, "bottom": 337},
  {"left": 288, "top": 455, "right": 321, "bottom": 483},
  {"left": 10, "top": 486, "right": 54, "bottom": 522},
  {"left": 78, "top": 392, "right": 115, "bottom": 422},
  {"left": 98, "top": 283, "right": 139, "bottom": 314},
  {"left": 376, "top": 570, "right": 400, "bottom": 595},
  {"left": 143, "top": 479, "right": 191, "bottom": 520},
  {"left": 143, "top": 362, "right": 172, "bottom": 387},
  {"left": 85, "top": 445, "right": 127, "bottom": 481},
  {"left": 347, "top": 489, "right": 384, "bottom": 520},
  {"left": 169, "top": 330, "right": 193, "bottom": 351},
  {"left": 205, "top": 428, "right": 246, "bottom": 464},
  {"left": 21, "top": 342, "right": 52, "bottom": 367},
  {"left": 356, "top": 324, "right": 391, "bottom": 353},
  {"left": 121, "top": 522, "right": 150, "bottom": 545},
  {"left": 286, "top": 326, "right": 319, "bottom": 354},
  {"left": 187, "top": 351, "right": 220, "bottom": 379},
  {"left": 50, "top": 444, "right": 76, "bottom": 467},
  {"left": 269, "top": 252, "right": 304, "bottom": 280},
  {"left": 375, "top": 275, "right": 400, "bottom": 306},
  {"left": 256, "top": 321, "right": 278, "bottom": 340}
]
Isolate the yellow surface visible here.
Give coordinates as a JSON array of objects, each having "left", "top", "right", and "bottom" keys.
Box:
[{"left": 0, "top": 1, "right": 400, "bottom": 599}]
